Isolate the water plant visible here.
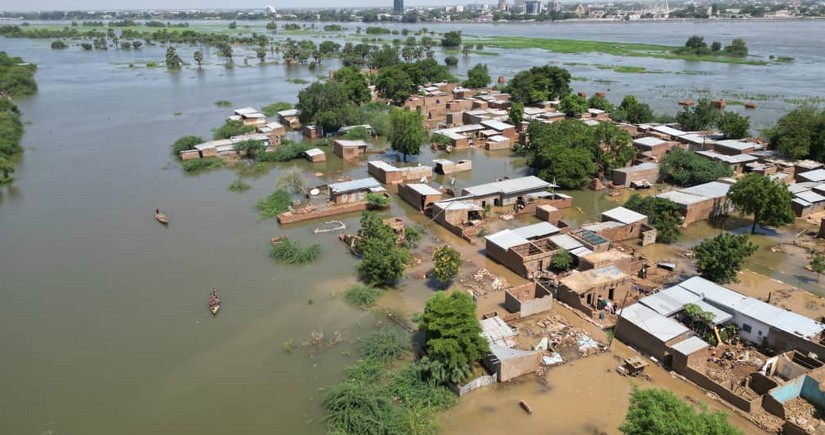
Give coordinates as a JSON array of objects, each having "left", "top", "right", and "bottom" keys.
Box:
[{"left": 269, "top": 239, "right": 321, "bottom": 264}]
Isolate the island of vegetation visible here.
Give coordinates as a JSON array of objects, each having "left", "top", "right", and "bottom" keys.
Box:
[{"left": 0, "top": 51, "right": 37, "bottom": 184}]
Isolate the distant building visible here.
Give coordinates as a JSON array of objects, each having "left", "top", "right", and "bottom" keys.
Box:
[
  {"left": 265, "top": 5, "right": 276, "bottom": 15},
  {"left": 498, "top": 0, "right": 509, "bottom": 11},
  {"left": 550, "top": 1, "right": 562, "bottom": 12},
  {"left": 524, "top": 0, "right": 543, "bottom": 14},
  {"left": 393, "top": 0, "right": 404, "bottom": 14}
]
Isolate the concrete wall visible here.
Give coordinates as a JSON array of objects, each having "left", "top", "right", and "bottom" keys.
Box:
[
  {"left": 504, "top": 282, "right": 553, "bottom": 318},
  {"left": 276, "top": 202, "right": 367, "bottom": 224},
  {"left": 449, "top": 374, "right": 497, "bottom": 396},
  {"left": 748, "top": 372, "right": 779, "bottom": 395},
  {"left": 398, "top": 184, "right": 442, "bottom": 212},
  {"left": 683, "top": 196, "right": 731, "bottom": 226},
  {"left": 483, "top": 350, "right": 542, "bottom": 382},
  {"left": 683, "top": 367, "right": 762, "bottom": 413},
  {"left": 612, "top": 165, "right": 660, "bottom": 187},
  {"left": 614, "top": 316, "right": 682, "bottom": 360},
  {"left": 767, "top": 328, "right": 825, "bottom": 364}
]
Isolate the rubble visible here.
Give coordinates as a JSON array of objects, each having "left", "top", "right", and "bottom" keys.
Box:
[{"left": 785, "top": 397, "right": 825, "bottom": 434}]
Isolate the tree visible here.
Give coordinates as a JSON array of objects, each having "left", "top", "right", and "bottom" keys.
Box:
[
  {"left": 525, "top": 120, "right": 597, "bottom": 188},
  {"left": 660, "top": 148, "right": 733, "bottom": 187},
  {"left": 213, "top": 120, "right": 254, "bottom": 140},
  {"left": 767, "top": 106, "right": 825, "bottom": 161},
  {"left": 165, "top": 46, "right": 182, "bottom": 69},
  {"left": 560, "top": 94, "right": 588, "bottom": 117},
  {"left": 432, "top": 246, "right": 461, "bottom": 284},
  {"left": 810, "top": 252, "right": 825, "bottom": 283},
  {"left": 462, "top": 63, "right": 491, "bottom": 89},
  {"left": 587, "top": 94, "right": 613, "bottom": 112},
  {"left": 625, "top": 194, "right": 683, "bottom": 243},
  {"left": 676, "top": 98, "right": 720, "bottom": 131},
  {"left": 592, "top": 123, "right": 636, "bottom": 174},
  {"left": 693, "top": 233, "right": 757, "bottom": 284},
  {"left": 0, "top": 156, "right": 15, "bottom": 183},
  {"left": 444, "top": 55, "right": 458, "bottom": 66},
  {"left": 356, "top": 212, "right": 411, "bottom": 286},
  {"left": 711, "top": 41, "right": 722, "bottom": 52},
  {"left": 728, "top": 174, "right": 795, "bottom": 234},
  {"left": 440, "top": 31, "right": 462, "bottom": 47},
  {"left": 506, "top": 65, "right": 571, "bottom": 104},
  {"left": 611, "top": 95, "right": 654, "bottom": 124},
  {"left": 508, "top": 102, "right": 524, "bottom": 129},
  {"left": 551, "top": 249, "right": 573, "bottom": 271},
  {"left": 220, "top": 44, "right": 233, "bottom": 65},
  {"left": 255, "top": 47, "right": 267, "bottom": 64},
  {"left": 684, "top": 35, "right": 707, "bottom": 50},
  {"left": 50, "top": 40, "right": 67, "bottom": 49},
  {"left": 388, "top": 109, "right": 427, "bottom": 162},
  {"left": 171, "top": 135, "right": 205, "bottom": 155},
  {"left": 295, "top": 81, "right": 353, "bottom": 134},
  {"left": 620, "top": 387, "right": 743, "bottom": 435},
  {"left": 716, "top": 111, "right": 750, "bottom": 139},
  {"left": 234, "top": 139, "right": 266, "bottom": 159},
  {"left": 724, "top": 38, "right": 748, "bottom": 57},
  {"left": 375, "top": 66, "right": 413, "bottom": 105},
  {"left": 334, "top": 67, "right": 371, "bottom": 105},
  {"left": 366, "top": 192, "right": 390, "bottom": 210},
  {"left": 419, "top": 291, "right": 489, "bottom": 384}
]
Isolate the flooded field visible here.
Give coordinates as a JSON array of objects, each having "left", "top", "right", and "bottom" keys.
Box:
[{"left": 1, "top": 19, "right": 825, "bottom": 434}]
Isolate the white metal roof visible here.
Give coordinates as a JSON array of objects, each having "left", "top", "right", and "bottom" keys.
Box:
[
  {"left": 512, "top": 222, "right": 561, "bottom": 240},
  {"left": 670, "top": 336, "right": 709, "bottom": 356},
  {"left": 656, "top": 191, "right": 705, "bottom": 206},
  {"left": 329, "top": 177, "right": 382, "bottom": 194},
  {"left": 799, "top": 169, "right": 825, "bottom": 183},
  {"left": 405, "top": 183, "right": 441, "bottom": 196},
  {"left": 582, "top": 221, "right": 625, "bottom": 233},
  {"left": 549, "top": 234, "right": 584, "bottom": 251},
  {"left": 602, "top": 206, "right": 647, "bottom": 225},
  {"left": 614, "top": 162, "right": 659, "bottom": 174},
  {"left": 434, "top": 200, "right": 482, "bottom": 212},
  {"left": 633, "top": 137, "right": 668, "bottom": 148},
  {"left": 368, "top": 160, "right": 398, "bottom": 171},
  {"left": 480, "top": 119, "right": 514, "bottom": 131},
  {"left": 796, "top": 190, "right": 825, "bottom": 204},
  {"left": 620, "top": 303, "right": 691, "bottom": 343},
  {"left": 639, "top": 285, "right": 703, "bottom": 317},
  {"left": 277, "top": 109, "right": 299, "bottom": 117},
  {"left": 693, "top": 300, "right": 734, "bottom": 325},
  {"left": 679, "top": 181, "right": 732, "bottom": 199},
  {"left": 335, "top": 139, "right": 369, "bottom": 147},
  {"left": 304, "top": 148, "right": 324, "bottom": 157},
  {"left": 652, "top": 125, "right": 686, "bottom": 137},
  {"left": 679, "top": 133, "right": 707, "bottom": 145},
  {"left": 463, "top": 176, "right": 552, "bottom": 197},
  {"left": 486, "top": 230, "right": 529, "bottom": 250},
  {"left": 487, "top": 135, "right": 510, "bottom": 143},
  {"left": 715, "top": 139, "right": 756, "bottom": 151}
]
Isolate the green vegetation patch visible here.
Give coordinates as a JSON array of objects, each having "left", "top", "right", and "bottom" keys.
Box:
[
  {"left": 215, "top": 100, "right": 232, "bottom": 107},
  {"left": 344, "top": 285, "right": 383, "bottom": 309},
  {"left": 269, "top": 239, "right": 321, "bottom": 264},
  {"left": 228, "top": 178, "right": 251, "bottom": 192},
  {"left": 182, "top": 158, "right": 223, "bottom": 173},
  {"left": 256, "top": 189, "right": 292, "bottom": 218}
]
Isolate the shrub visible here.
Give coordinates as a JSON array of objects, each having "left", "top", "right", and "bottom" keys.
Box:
[
  {"left": 366, "top": 192, "right": 390, "bottom": 209},
  {"left": 256, "top": 190, "right": 292, "bottom": 218},
  {"left": 344, "top": 285, "right": 382, "bottom": 308},
  {"left": 341, "top": 126, "right": 371, "bottom": 141},
  {"left": 215, "top": 100, "right": 232, "bottom": 107},
  {"left": 228, "top": 178, "right": 251, "bottom": 192},
  {"left": 359, "top": 328, "right": 409, "bottom": 362},
  {"left": 182, "top": 158, "right": 223, "bottom": 172},
  {"left": 213, "top": 119, "right": 255, "bottom": 140},
  {"left": 261, "top": 102, "right": 293, "bottom": 117},
  {"left": 172, "top": 135, "right": 205, "bottom": 155},
  {"left": 257, "top": 142, "right": 310, "bottom": 162},
  {"left": 270, "top": 239, "right": 321, "bottom": 264},
  {"left": 444, "top": 55, "right": 458, "bottom": 66}
]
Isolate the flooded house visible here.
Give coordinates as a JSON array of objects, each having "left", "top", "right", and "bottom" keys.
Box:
[
  {"left": 333, "top": 139, "right": 369, "bottom": 160},
  {"left": 504, "top": 281, "right": 554, "bottom": 318},
  {"left": 277, "top": 109, "right": 301, "bottom": 129},
  {"left": 484, "top": 222, "right": 566, "bottom": 277},
  {"left": 432, "top": 200, "right": 485, "bottom": 240},
  {"left": 433, "top": 158, "right": 472, "bottom": 175},
  {"left": 398, "top": 183, "right": 443, "bottom": 213},
  {"left": 258, "top": 121, "right": 285, "bottom": 144},
  {"left": 303, "top": 148, "right": 326, "bottom": 162},
  {"left": 713, "top": 139, "right": 760, "bottom": 156},
  {"left": 633, "top": 136, "right": 679, "bottom": 160},
  {"left": 611, "top": 162, "right": 660, "bottom": 187},
  {"left": 328, "top": 177, "right": 385, "bottom": 205},
  {"left": 230, "top": 107, "right": 267, "bottom": 127},
  {"left": 302, "top": 124, "right": 321, "bottom": 139},
  {"left": 367, "top": 161, "right": 433, "bottom": 185},
  {"left": 580, "top": 206, "right": 657, "bottom": 246},
  {"left": 461, "top": 176, "right": 552, "bottom": 208},
  {"left": 556, "top": 266, "right": 634, "bottom": 319},
  {"left": 655, "top": 180, "right": 734, "bottom": 226},
  {"left": 789, "top": 182, "right": 825, "bottom": 217},
  {"left": 695, "top": 150, "right": 759, "bottom": 175}
]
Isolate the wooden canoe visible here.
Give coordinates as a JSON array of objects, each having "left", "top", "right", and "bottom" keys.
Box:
[
  {"left": 155, "top": 211, "right": 169, "bottom": 224},
  {"left": 210, "top": 304, "right": 220, "bottom": 315}
]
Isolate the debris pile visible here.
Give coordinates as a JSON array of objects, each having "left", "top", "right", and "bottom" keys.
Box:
[
  {"left": 459, "top": 268, "right": 510, "bottom": 297},
  {"left": 785, "top": 397, "right": 825, "bottom": 434}
]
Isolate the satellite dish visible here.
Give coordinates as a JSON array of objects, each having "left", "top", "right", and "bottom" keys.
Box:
[{"left": 310, "top": 188, "right": 320, "bottom": 196}]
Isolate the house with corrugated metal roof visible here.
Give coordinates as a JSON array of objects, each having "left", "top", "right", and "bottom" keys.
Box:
[{"left": 655, "top": 180, "right": 734, "bottom": 225}]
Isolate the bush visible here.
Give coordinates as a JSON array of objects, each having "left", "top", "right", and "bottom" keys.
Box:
[
  {"left": 432, "top": 245, "right": 461, "bottom": 283},
  {"left": 228, "top": 178, "right": 251, "bottom": 192},
  {"left": 359, "top": 328, "right": 409, "bottom": 362},
  {"left": 50, "top": 40, "right": 67, "bottom": 49},
  {"left": 323, "top": 381, "right": 395, "bottom": 435},
  {"left": 341, "top": 126, "right": 371, "bottom": 141},
  {"left": 256, "top": 190, "right": 292, "bottom": 218},
  {"left": 661, "top": 148, "right": 733, "bottom": 187},
  {"left": 270, "top": 239, "right": 321, "bottom": 264},
  {"left": 213, "top": 120, "right": 255, "bottom": 140},
  {"left": 261, "top": 102, "right": 293, "bottom": 117},
  {"left": 444, "top": 55, "right": 458, "bottom": 66},
  {"left": 215, "top": 100, "right": 232, "bottom": 107},
  {"left": 182, "top": 158, "right": 223, "bottom": 172},
  {"left": 345, "top": 358, "right": 387, "bottom": 383},
  {"left": 257, "top": 142, "right": 310, "bottom": 162},
  {"left": 344, "top": 285, "right": 382, "bottom": 308},
  {"left": 172, "top": 135, "right": 205, "bottom": 155},
  {"left": 404, "top": 225, "right": 423, "bottom": 249},
  {"left": 366, "top": 192, "right": 390, "bottom": 209},
  {"left": 388, "top": 363, "right": 457, "bottom": 411}
]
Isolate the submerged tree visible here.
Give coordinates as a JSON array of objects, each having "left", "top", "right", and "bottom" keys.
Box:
[
  {"left": 693, "top": 233, "right": 757, "bottom": 284},
  {"left": 625, "top": 195, "right": 683, "bottom": 243},
  {"left": 728, "top": 174, "right": 795, "bottom": 234},
  {"left": 388, "top": 109, "right": 427, "bottom": 162},
  {"left": 432, "top": 246, "right": 461, "bottom": 284},
  {"left": 165, "top": 46, "right": 182, "bottom": 69}
]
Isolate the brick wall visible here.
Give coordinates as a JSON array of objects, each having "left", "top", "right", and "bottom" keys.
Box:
[{"left": 276, "top": 202, "right": 367, "bottom": 224}]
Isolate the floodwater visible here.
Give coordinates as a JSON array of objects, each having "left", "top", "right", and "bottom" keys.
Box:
[{"left": 1, "top": 19, "right": 824, "bottom": 434}]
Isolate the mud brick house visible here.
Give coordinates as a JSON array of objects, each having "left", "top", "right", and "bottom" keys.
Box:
[
  {"left": 367, "top": 161, "right": 433, "bottom": 184},
  {"left": 581, "top": 206, "right": 657, "bottom": 246},
  {"left": 611, "top": 162, "right": 660, "bottom": 187},
  {"left": 557, "top": 266, "right": 633, "bottom": 318},
  {"left": 433, "top": 159, "right": 472, "bottom": 175},
  {"left": 303, "top": 148, "right": 326, "bottom": 162},
  {"left": 277, "top": 109, "right": 300, "bottom": 129},
  {"left": 633, "top": 136, "right": 678, "bottom": 160},
  {"left": 398, "top": 183, "right": 443, "bottom": 213},
  {"left": 615, "top": 303, "right": 692, "bottom": 360},
  {"left": 231, "top": 107, "right": 267, "bottom": 127},
  {"left": 484, "top": 222, "right": 565, "bottom": 277},
  {"left": 333, "top": 139, "right": 369, "bottom": 160},
  {"left": 328, "top": 177, "right": 385, "bottom": 205},
  {"left": 656, "top": 181, "right": 733, "bottom": 226},
  {"left": 461, "top": 176, "right": 552, "bottom": 208},
  {"left": 504, "top": 282, "right": 554, "bottom": 318}
]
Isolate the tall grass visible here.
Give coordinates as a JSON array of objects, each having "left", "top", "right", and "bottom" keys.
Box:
[
  {"left": 359, "top": 329, "right": 408, "bottom": 362},
  {"left": 256, "top": 190, "right": 291, "bottom": 218},
  {"left": 270, "top": 239, "right": 321, "bottom": 264},
  {"left": 257, "top": 142, "right": 310, "bottom": 162},
  {"left": 182, "top": 158, "right": 223, "bottom": 172},
  {"left": 344, "top": 285, "right": 382, "bottom": 309}
]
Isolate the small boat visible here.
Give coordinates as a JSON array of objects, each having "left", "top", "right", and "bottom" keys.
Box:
[
  {"left": 209, "top": 289, "right": 220, "bottom": 315},
  {"left": 155, "top": 208, "right": 169, "bottom": 225},
  {"left": 745, "top": 102, "right": 758, "bottom": 109}
]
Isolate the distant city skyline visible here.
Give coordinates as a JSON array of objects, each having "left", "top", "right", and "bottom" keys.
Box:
[{"left": 1, "top": 0, "right": 525, "bottom": 12}]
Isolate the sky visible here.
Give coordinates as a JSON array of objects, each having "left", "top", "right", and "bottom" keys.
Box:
[{"left": 3, "top": 0, "right": 480, "bottom": 12}]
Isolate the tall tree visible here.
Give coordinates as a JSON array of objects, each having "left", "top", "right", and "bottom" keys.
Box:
[
  {"left": 611, "top": 95, "right": 654, "bottom": 124},
  {"left": 505, "top": 65, "right": 571, "bottom": 105},
  {"left": 432, "top": 246, "right": 461, "bottom": 284},
  {"left": 419, "top": 291, "right": 489, "bottom": 384},
  {"left": 693, "top": 233, "right": 757, "bottom": 284},
  {"left": 620, "top": 387, "right": 742, "bottom": 435},
  {"left": 810, "top": 253, "right": 825, "bottom": 283},
  {"left": 587, "top": 94, "right": 613, "bottom": 111},
  {"left": 375, "top": 66, "right": 413, "bottom": 105},
  {"left": 355, "top": 212, "right": 411, "bottom": 287},
  {"left": 767, "top": 105, "right": 825, "bottom": 161},
  {"left": 716, "top": 111, "right": 750, "bottom": 139},
  {"left": 193, "top": 50, "right": 203, "bottom": 69},
  {"left": 165, "top": 46, "right": 182, "bottom": 69},
  {"left": 334, "top": 66, "right": 371, "bottom": 104},
  {"left": 462, "top": 63, "right": 491, "bottom": 89},
  {"left": 508, "top": 102, "right": 524, "bottom": 129},
  {"left": 728, "top": 174, "right": 795, "bottom": 234},
  {"left": 660, "top": 148, "right": 733, "bottom": 187},
  {"left": 388, "top": 109, "right": 427, "bottom": 162},
  {"left": 625, "top": 194, "right": 683, "bottom": 243},
  {"left": 560, "top": 94, "right": 588, "bottom": 117},
  {"left": 676, "top": 98, "right": 720, "bottom": 131}
]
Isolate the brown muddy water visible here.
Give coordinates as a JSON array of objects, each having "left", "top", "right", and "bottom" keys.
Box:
[{"left": 2, "top": 20, "right": 825, "bottom": 434}]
